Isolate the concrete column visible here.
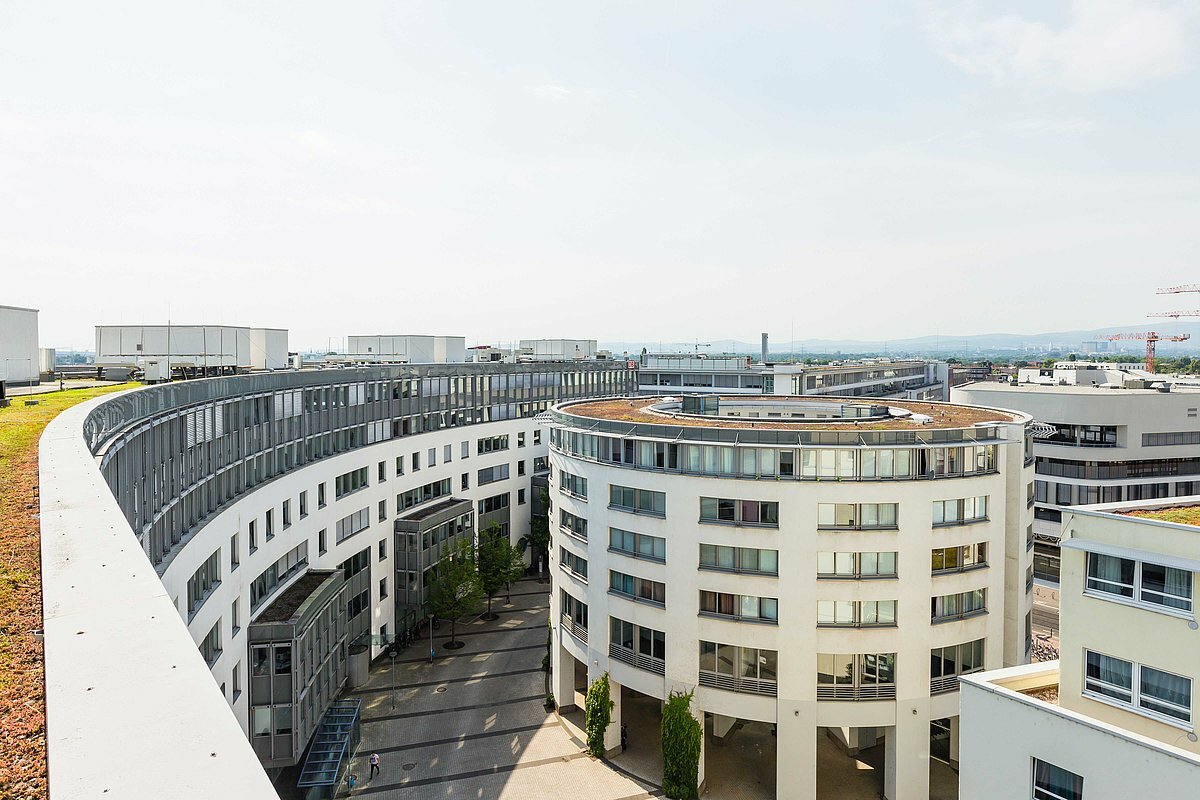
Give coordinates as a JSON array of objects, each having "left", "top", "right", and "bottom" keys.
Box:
[
  {"left": 884, "top": 704, "right": 931, "bottom": 800},
  {"left": 553, "top": 642, "right": 575, "bottom": 712},
  {"left": 694, "top": 704, "right": 706, "bottom": 793},
  {"left": 948, "top": 716, "right": 960, "bottom": 768},
  {"left": 712, "top": 713, "right": 737, "bottom": 740},
  {"left": 776, "top": 702, "right": 817, "bottom": 799},
  {"left": 603, "top": 681, "right": 623, "bottom": 755}
]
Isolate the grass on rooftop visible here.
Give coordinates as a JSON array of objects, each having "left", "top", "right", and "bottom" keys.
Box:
[
  {"left": 1120, "top": 507, "right": 1200, "bottom": 527},
  {"left": 0, "top": 383, "right": 132, "bottom": 800}
]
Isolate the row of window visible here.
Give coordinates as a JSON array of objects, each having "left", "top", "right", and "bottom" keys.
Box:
[
  {"left": 334, "top": 466, "right": 369, "bottom": 499},
  {"left": 1085, "top": 649, "right": 1191, "bottom": 724},
  {"left": 560, "top": 470, "right": 588, "bottom": 499},
  {"left": 397, "top": 478, "right": 453, "bottom": 511},
  {"left": 250, "top": 542, "right": 310, "bottom": 610},
  {"left": 334, "top": 508, "right": 370, "bottom": 545},
  {"left": 1085, "top": 552, "right": 1193, "bottom": 613},
  {"left": 186, "top": 549, "right": 222, "bottom": 618}
]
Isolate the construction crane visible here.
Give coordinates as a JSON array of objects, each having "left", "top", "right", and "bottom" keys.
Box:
[{"left": 1102, "top": 332, "right": 1190, "bottom": 374}]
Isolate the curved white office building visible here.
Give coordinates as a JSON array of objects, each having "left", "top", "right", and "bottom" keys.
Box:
[
  {"left": 40, "top": 364, "right": 636, "bottom": 798},
  {"left": 548, "top": 395, "right": 1035, "bottom": 799}
]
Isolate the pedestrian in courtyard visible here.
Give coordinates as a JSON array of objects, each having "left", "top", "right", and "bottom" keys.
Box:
[{"left": 369, "top": 752, "right": 380, "bottom": 780}]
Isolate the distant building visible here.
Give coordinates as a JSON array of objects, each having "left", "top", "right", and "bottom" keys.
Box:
[
  {"left": 0, "top": 304, "right": 39, "bottom": 386},
  {"left": 332, "top": 335, "right": 467, "bottom": 365},
  {"left": 518, "top": 339, "right": 599, "bottom": 361},
  {"left": 960, "top": 497, "right": 1200, "bottom": 798},
  {"left": 636, "top": 355, "right": 949, "bottom": 401},
  {"left": 95, "top": 325, "right": 289, "bottom": 377}
]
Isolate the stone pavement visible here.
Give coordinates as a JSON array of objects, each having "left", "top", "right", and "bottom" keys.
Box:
[{"left": 343, "top": 580, "right": 656, "bottom": 800}]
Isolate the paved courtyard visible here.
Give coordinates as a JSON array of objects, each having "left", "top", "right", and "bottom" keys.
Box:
[{"left": 344, "top": 578, "right": 958, "bottom": 799}]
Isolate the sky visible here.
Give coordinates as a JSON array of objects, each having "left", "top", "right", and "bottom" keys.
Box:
[{"left": 1, "top": 0, "right": 1199, "bottom": 351}]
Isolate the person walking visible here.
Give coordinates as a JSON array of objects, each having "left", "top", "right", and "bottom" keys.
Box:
[{"left": 369, "top": 752, "right": 380, "bottom": 780}]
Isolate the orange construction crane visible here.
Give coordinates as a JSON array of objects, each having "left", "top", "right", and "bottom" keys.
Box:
[{"left": 1103, "top": 331, "right": 1190, "bottom": 373}]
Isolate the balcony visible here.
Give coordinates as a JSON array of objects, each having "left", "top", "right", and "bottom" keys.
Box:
[
  {"left": 816, "top": 684, "right": 897, "bottom": 701},
  {"left": 609, "top": 643, "right": 665, "bottom": 676},
  {"left": 699, "top": 669, "right": 777, "bottom": 697},
  {"left": 561, "top": 612, "right": 587, "bottom": 645}
]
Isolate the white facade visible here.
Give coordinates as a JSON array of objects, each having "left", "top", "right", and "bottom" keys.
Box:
[
  {"left": 519, "top": 339, "right": 598, "bottom": 361},
  {"left": 95, "top": 325, "right": 289, "bottom": 371},
  {"left": 0, "top": 304, "right": 39, "bottom": 384},
  {"left": 953, "top": 377, "right": 1200, "bottom": 582},
  {"left": 548, "top": 395, "right": 1033, "bottom": 799},
  {"left": 960, "top": 498, "right": 1200, "bottom": 798},
  {"left": 342, "top": 335, "right": 467, "bottom": 364}
]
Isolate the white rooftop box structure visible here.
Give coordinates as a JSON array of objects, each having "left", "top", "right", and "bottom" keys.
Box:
[
  {"left": 95, "top": 325, "right": 288, "bottom": 371},
  {"left": 0, "top": 304, "right": 39, "bottom": 385},
  {"left": 518, "top": 339, "right": 597, "bottom": 361},
  {"left": 341, "top": 335, "right": 466, "bottom": 364}
]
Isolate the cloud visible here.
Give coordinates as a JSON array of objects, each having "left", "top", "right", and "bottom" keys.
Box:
[
  {"left": 526, "top": 84, "right": 572, "bottom": 101},
  {"left": 1004, "top": 117, "right": 1096, "bottom": 136},
  {"left": 928, "top": 0, "right": 1197, "bottom": 91}
]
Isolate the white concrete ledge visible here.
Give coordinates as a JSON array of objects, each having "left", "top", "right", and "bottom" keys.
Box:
[{"left": 40, "top": 392, "right": 277, "bottom": 800}]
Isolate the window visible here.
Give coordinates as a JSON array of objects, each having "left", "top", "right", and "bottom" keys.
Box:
[
  {"left": 412, "top": 451, "right": 420, "bottom": 471},
  {"left": 199, "top": 622, "right": 221, "bottom": 666},
  {"left": 335, "top": 508, "right": 370, "bottom": 544},
  {"left": 931, "top": 589, "right": 986, "bottom": 621},
  {"left": 265, "top": 509, "right": 274, "bottom": 541},
  {"left": 698, "top": 641, "right": 778, "bottom": 694},
  {"left": 518, "top": 431, "right": 526, "bottom": 447},
  {"left": 534, "top": 429, "right": 542, "bottom": 445},
  {"left": 379, "top": 577, "right": 388, "bottom": 599},
  {"left": 231, "top": 598, "right": 241, "bottom": 635},
  {"left": 699, "top": 544, "right": 778, "bottom": 575},
  {"left": 560, "top": 470, "right": 588, "bottom": 498},
  {"left": 817, "top": 503, "right": 898, "bottom": 530},
  {"left": 428, "top": 447, "right": 436, "bottom": 467},
  {"left": 252, "top": 707, "right": 271, "bottom": 737},
  {"left": 1085, "top": 650, "right": 1191, "bottom": 724},
  {"left": 335, "top": 466, "right": 369, "bottom": 499},
  {"left": 378, "top": 538, "right": 387, "bottom": 561},
  {"left": 518, "top": 488, "right": 526, "bottom": 505},
  {"left": 816, "top": 551, "right": 897, "bottom": 579},
  {"left": 478, "top": 492, "right": 510, "bottom": 514},
  {"left": 318, "top": 529, "right": 327, "bottom": 555},
  {"left": 699, "top": 497, "right": 778, "bottom": 526},
  {"left": 932, "top": 496, "right": 988, "bottom": 526},
  {"left": 461, "top": 441, "right": 470, "bottom": 459},
  {"left": 560, "top": 547, "right": 588, "bottom": 579},
  {"left": 444, "top": 444, "right": 452, "bottom": 463},
  {"left": 478, "top": 435, "right": 509, "bottom": 454},
  {"left": 186, "top": 550, "right": 221, "bottom": 618},
  {"left": 461, "top": 473, "right": 470, "bottom": 491},
  {"left": 560, "top": 509, "right": 588, "bottom": 540},
  {"left": 478, "top": 463, "right": 510, "bottom": 486},
  {"left": 699, "top": 590, "right": 778, "bottom": 623},
  {"left": 931, "top": 543, "right": 987, "bottom": 573},
  {"left": 249, "top": 519, "right": 258, "bottom": 553},
  {"left": 397, "top": 478, "right": 452, "bottom": 511},
  {"left": 274, "top": 644, "right": 291, "bottom": 675},
  {"left": 230, "top": 534, "right": 240, "bottom": 571},
  {"left": 609, "top": 570, "right": 666, "bottom": 605},
  {"left": 561, "top": 590, "right": 588, "bottom": 627},
  {"left": 377, "top": 499, "right": 387, "bottom": 522},
  {"left": 378, "top": 460, "right": 387, "bottom": 481},
  {"left": 929, "top": 639, "right": 984, "bottom": 692},
  {"left": 318, "top": 482, "right": 327, "bottom": 508},
  {"left": 610, "top": 617, "right": 666, "bottom": 670},
  {"left": 250, "top": 543, "right": 309, "bottom": 609},
  {"left": 282, "top": 499, "right": 291, "bottom": 528},
  {"left": 395, "top": 456, "right": 405, "bottom": 476},
  {"left": 517, "top": 460, "right": 526, "bottom": 476},
  {"left": 251, "top": 645, "right": 270, "bottom": 677},
  {"left": 817, "top": 600, "right": 896, "bottom": 626},
  {"left": 232, "top": 662, "right": 241, "bottom": 701},
  {"left": 610, "top": 528, "right": 666, "bottom": 562},
  {"left": 610, "top": 484, "right": 666, "bottom": 516},
  {"left": 299, "top": 491, "right": 308, "bottom": 518},
  {"left": 1032, "top": 758, "right": 1083, "bottom": 800},
  {"left": 1086, "top": 552, "right": 1193, "bottom": 614},
  {"left": 817, "top": 653, "right": 896, "bottom": 696}
]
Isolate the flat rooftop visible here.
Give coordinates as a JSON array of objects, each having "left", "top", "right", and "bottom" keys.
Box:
[
  {"left": 400, "top": 496, "right": 471, "bottom": 522},
  {"left": 959, "top": 380, "right": 1200, "bottom": 395},
  {"left": 255, "top": 570, "right": 337, "bottom": 623},
  {"left": 559, "top": 395, "right": 1019, "bottom": 431},
  {"left": 1116, "top": 506, "right": 1200, "bottom": 526}
]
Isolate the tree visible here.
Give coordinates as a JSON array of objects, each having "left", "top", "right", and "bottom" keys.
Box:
[
  {"left": 517, "top": 488, "right": 552, "bottom": 579},
  {"left": 584, "top": 672, "right": 614, "bottom": 757},
  {"left": 477, "top": 524, "right": 525, "bottom": 620},
  {"left": 661, "top": 690, "right": 702, "bottom": 799},
  {"left": 427, "top": 537, "right": 483, "bottom": 649}
]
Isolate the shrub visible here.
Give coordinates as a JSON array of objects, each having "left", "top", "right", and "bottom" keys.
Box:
[
  {"left": 661, "top": 690, "right": 701, "bottom": 799},
  {"left": 584, "top": 672, "right": 613, "bottom": 756}
]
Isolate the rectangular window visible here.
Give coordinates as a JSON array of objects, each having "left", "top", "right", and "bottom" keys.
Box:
[
  {"left": 610, "top": 484, "right": 666, "bottom": 516},
  {"left": 518, "top": 488, "right": 526, "bottom": 505},
  {"left": 931, "top": 496, "right": 988, "bottom": 526},
  {"left": 232, "top": 662, "right": 241, "bottom": 701},
  {"left": 518, "top": 431, "right": 526, "bottom": 447},
  {"left": 199, "top": 622, "right": 221, "bottom": 666},
  {"left": 698, "top": 641, "right": 778, "bottom": 694},
  {"left": 816, "top": 551, "right": 897, "bottom": 579},
  {"left": 699, "top": 544, "right": 778, "bottom": 575},
  {"left": 282, "top": 499, "right": 291, "bottom": 528},
  {"left": 318, "top": 529, "right": 327, "bottom": 555},
  {"left": 461, "top": 441, "right": 470, "bottom": 459},
  {"left": 610, "top": 570, "right": 666, "bottom": 605},
  {"left": 931, "top": 589, "right": 987, "bottom": 622},
  {"left": 378, "top": 499, "right": 387, "bottom": 522},
  {"left": 699, "top": 496, "right": 778, "bottom": 526},
  {"left": 533, "top": 429, "right": 542, "bottom": 445},
  {"left": 560, "top": 470, "right": 588, "bottom": 499},
  {"left": 335, "top": 507, "right": 371, "bottom": 544},
  {"left": 560, "top": 509, "right": 588, "bottom": 540},
  {"left": 461, "top": 473, "right": 470, "bottom": 491},
  {"left": 378, "top": 538, "right": 387, "bottom": 561},
  {"left": 428, "top": 447, "right": 436, "bottom": 467},
  {"left": 1086, "top": 552, "right": 1193, "bottom": 614},
  {"left": 412, "top": 451, "right": 420, "bottom": 471},
  {"left": 397, "top": 478, "right": 453, "bottom": 511},
  {"left": 444, "top": 444, "right": 452, "bottom": 463},
  {"left": 379, "top": 577, "right": 388, "bottom": 599},
  {"left": 230, "top": 534, "right": 240, "bottom": 571},
  {"left": 335, "top": 466, "right": 370, "bottom": 499},
  {"left": 231, "top": 597, "right": 241, "bottom": 635},
  {"left": 1085, "top": 650, "right": 1191, "bottom": 723},
  {"left": 931, "top": 543, "right": 987, "bottom": 574},
  {"left": 318, "top": 482, "right": 327, "bottom": 508},
  {"left": 395, "top": 456, "right": 405, "bottom": 476},
  {"left": 186, "top": 550, "right": 221, "bottom": 618},
  {"left": 817, "top": 503, "right": 897, "bottom": 530},
  {"left": 478, "top": 463, "right": 511, "bottom": 486},
  {"left": 609, "top": 528, "right": 666, "bottom": 562},
  {"left": 477, "top": 492, "right": 510, "bottom": 514},
  {"left": 378, "top": 460, "right": 387, "bottom": 481},
  {"left": 560, "top": 546, "right": 588, "bottom": 579},
  {"left": 1032, "top": 758, "right": 1083, "bottom": 800},
  {"left": 249, "top": 519, "right": 258, "bottom": 553},
  {"left": 929, "top": 638, "right": 985, "bottom": 689},
  {"left": 478, "top": 435, "right": 509, "bottom": 454},
  {"left": 817, "top": 599, "right": 896, "bottom": 626},
  {"left": 265, "top": 509, "right": 274, "bottom": 541},
  {"left": 699, "top": 590, "right": 777, "bottom": 623},
  {"left": 299, "top": 491, "right": 308, "bottom": 518}
]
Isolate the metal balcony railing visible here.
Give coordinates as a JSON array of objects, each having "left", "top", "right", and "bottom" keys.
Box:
[
  {"left": 609, "top": 644, "right": 665, "bottom": 675},
  {"left": 816, "top": 684, "right": 897, "bottom": 701},
  {"left": 560, "top": 613, "right": 587, "bottom": 644},
  {"left": 698, "top": 670, "right": 777, "bottom": 697}
]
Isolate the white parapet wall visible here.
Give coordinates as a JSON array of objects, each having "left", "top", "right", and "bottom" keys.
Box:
[
  {"left": 95, "top": 325, "right": 289, "bottom": 371},
  {"left": 0, "top": 304, "right": 39, "bottom": 384}
]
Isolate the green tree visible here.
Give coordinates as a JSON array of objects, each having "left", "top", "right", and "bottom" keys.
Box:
[
  {"left": 427, "top": 537, "right": 483, "bottom": 649},
  {"left": 661, "top": 690, "right": 702, "bottom": 799},
  {"left": 584, "top": 672, "right": 614, "bottom": 757},
  {"left": 477, "top": 523, "right": 525, "bottom": 620},
  {"left": 517, "top": 488, "right": 552, "bottom": 578}
]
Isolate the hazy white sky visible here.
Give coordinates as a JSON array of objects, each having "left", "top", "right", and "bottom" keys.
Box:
[{"left": 2, "top": 1, "right": 1198, "bottom": 351}]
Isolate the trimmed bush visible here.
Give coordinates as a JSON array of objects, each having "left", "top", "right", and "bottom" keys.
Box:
[
  {"left": 584, "top": 672, "right": 613, "bottom": 756},
  {"left": 661, "top": 690, "right": 701, "bottom": 799}
]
